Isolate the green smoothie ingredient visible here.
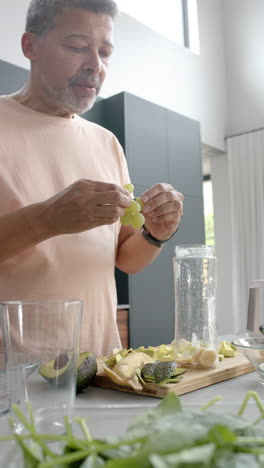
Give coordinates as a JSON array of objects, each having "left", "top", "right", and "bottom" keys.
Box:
[
  {"left": 121, "top": 184, "right": 145, "bottom": 229},
  {"left": 2, "top": 391, "right": 264, "bottom": 467}
]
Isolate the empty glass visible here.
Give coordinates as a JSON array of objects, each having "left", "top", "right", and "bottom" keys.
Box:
[{"left": 0, "top": 300, "right": 82, "bottom": 433}]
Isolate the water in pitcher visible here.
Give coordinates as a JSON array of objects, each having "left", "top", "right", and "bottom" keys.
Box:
[{"left": 173, "top": 245, "right": 217, "bottom": 367}]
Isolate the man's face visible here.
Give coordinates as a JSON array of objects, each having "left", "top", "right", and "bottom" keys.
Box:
[{"left": 32, "top": 9, "right": 114, "bottom": 114}]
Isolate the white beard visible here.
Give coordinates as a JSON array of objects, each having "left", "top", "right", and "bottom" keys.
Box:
[{"left": 41, "top": 75, "right": 97, "bottom": 114}]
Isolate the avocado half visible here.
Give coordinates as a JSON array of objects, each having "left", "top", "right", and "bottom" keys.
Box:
[{"left": 39, "top": 351, "right": 97, "bottom": 392}]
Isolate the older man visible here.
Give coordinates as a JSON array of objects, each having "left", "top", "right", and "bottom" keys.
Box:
[{"left": 0, "top": 0, "right": 183, "bottom": 356}]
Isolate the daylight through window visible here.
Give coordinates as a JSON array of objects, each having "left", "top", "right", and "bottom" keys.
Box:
[{"left": 116, "top": 0, "right": 200, "bottom": 54}]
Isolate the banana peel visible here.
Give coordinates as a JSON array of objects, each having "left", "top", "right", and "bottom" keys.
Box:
[{"left": 102, "top": 351, "right": 154, "bottom": 391}]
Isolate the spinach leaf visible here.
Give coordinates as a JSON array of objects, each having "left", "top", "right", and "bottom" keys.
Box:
[
  {"left": 150, "top": 443, "right": 215, "bottom": 467},
  {"left": 80, "top": 454, "right": 105, "bottom": 467},
  {"left": 214, "top": 452, "right": 261, "bottom": 468}
]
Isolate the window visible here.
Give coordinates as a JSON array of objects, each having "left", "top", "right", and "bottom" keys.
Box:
[
  {"left": 116, "top": 0, "right": 200, "bottom": 54},
  {"left": 203, "top": 176, "right": 215, "bottom": 246},
  {"left": 183, "top": 0, "right": 200, "bottom": 54}
]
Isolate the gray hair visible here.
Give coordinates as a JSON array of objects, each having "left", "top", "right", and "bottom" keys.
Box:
[{"left": 26, "top": 0, "right": 119, "bottom": 37}]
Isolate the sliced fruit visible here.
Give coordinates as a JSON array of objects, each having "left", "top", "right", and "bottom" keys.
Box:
[
  {"left": 175, "top": 353, "right": 194, "bottom": 366},
  {"left": 39, "top": 351, "right": 97, "bottom": 392},
  {"left": 199, "top": 349, "right": 217, "bottom": 368},
  {"left": 218, "top": 341, "right": 235, "bottom": 358},
  {"left": 192, "top": 347, "right": 205, "bottom": 364},
  {"left": 39, "top": 351, "right": 72, "bottom": 386}
]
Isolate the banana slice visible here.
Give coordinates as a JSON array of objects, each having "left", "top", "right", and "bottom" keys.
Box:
[
  {"left": 177, "top": 338, "right": 192, "bottom": 351},
  {"left": 175, "top": 353, "right": 194, "bottom": 365},
  {"left": 199, "top": 349, "right": 217, "bottom": 368},
  {"left": 192, "top": 347, "right": 204, "bottom": 364}
]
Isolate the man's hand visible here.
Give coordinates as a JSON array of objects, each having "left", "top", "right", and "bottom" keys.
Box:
[
  {"left": 40, "top": 179, "right": 132, "bottom": 236},
  {"left": 140, "top": 183, "right": 184, "bottom": 241}
]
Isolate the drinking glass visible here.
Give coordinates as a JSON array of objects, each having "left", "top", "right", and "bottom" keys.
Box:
[{"left": 0, "top": 300, "right": 82, "bottom": 433}]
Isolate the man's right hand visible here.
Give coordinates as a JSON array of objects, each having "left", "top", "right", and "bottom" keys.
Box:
[{"left": 39, "top": 179, "right": 132, "bottom": 236}]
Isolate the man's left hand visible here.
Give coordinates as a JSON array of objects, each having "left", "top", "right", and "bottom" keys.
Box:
[{"left": 140, "top": 183, "right": 184, "bottom": 241}]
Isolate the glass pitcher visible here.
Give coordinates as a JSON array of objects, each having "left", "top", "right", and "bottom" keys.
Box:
[{"left": 173, "top": 245, "right": 217, "bottom": 368}]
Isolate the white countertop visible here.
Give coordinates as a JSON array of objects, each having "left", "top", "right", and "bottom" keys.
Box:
[{"left": 1, "top": 370, "right": 263, "bottom": 463}]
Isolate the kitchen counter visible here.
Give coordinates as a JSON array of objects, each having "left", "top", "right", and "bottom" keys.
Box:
[{"left": 0, "top": 370, "right": 263, "bottom": 461}]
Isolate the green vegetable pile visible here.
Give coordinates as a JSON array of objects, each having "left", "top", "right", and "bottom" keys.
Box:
[
  {"left": 140, "top": 361, "right": 186, "bottom": 385},
  {"left": 2, "top": 391, "right": 264, "bottom": 467}
]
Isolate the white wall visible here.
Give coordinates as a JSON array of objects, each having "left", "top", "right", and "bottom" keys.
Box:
[
  {"left": 210, "top": 0, "right": 264, "bottom": 335},
  {"left": 223, "top": 0, "right": 264, "bottom": 136},
  {"left": 0, "top": 0, "right": 30, "bottom": 70},
  {"left": 0, "top": 0, "right": 227, "bottom": 150}
]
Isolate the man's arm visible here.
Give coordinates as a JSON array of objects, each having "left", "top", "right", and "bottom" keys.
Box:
[
  {"left": 115, "top": 224, "right": 163, "bottom": 274},
  {"left": 0, "top": 203, "right": 51, "bottom": 263},
  {"left": 0, "top": 179, "right": 131, "bottom": 263}
]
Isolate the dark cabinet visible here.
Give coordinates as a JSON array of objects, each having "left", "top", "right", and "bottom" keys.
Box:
[{"left": 84, "top": 91, "right": 205, "bottom": 348}]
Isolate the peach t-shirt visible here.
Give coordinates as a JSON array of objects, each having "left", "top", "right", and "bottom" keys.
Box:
[{"left": 0, "top": 96, "right": 130, "bottom": 357}]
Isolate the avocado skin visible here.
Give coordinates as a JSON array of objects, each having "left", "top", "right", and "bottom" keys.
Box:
[{"left": 76, "top": 352, "right": 98, "bottom": 392}]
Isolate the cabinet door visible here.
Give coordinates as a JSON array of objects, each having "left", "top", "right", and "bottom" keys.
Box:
[
  {"left": 167, "top": 111, "right": 203, "bottom": 198},
  {"left": 124, "top": 93, "right": 169, "bottom": 186},
  {"left": 129, "top": 236, "right": 176, "bottom": 348},
  {"left": 0, "top": 60, "right": 29, "bottom": 94},
  {"left": 176, "top": 195, "right": 205, "bottom": 245}
]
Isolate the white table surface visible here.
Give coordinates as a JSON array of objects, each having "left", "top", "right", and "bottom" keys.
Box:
[
  {"left": 1, "top": 369, "right": 263, "bottom": 463},
  {"left": 1, "top": 333, "right": 263, "bottom": 460}
]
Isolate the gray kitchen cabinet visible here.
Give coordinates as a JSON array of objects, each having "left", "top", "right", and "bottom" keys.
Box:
[
  {"left": 0, "top": 60, "right": 29, "bottom": 94},
  {"left": 85, "top": 91, "right": 205, "bottom": 348}
]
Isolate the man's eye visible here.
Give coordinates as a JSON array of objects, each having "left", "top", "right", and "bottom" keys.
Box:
[
  {"left": 100, "top": 50, "right": 111, "bottom": 59},
  {"left": 67, "top": 46, "right": 85, "bottom": 52}
]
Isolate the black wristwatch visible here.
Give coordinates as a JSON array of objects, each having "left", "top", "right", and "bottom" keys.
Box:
[{"left": 141, "top": 224, "right": 177, "bottom": 248}]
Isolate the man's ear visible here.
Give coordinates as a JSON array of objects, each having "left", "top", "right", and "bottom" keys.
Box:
[{"left": 21, "top": 32, "right": 40, "bottom": 61}]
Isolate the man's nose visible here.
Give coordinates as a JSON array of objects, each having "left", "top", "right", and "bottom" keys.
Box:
[{"left": 82, "top": 49, "right": 102, "bottom": 74}]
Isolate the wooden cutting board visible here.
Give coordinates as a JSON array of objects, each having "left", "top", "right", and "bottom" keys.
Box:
[{"left": 93, "top": 352, "right": 255, "bottom": 398}]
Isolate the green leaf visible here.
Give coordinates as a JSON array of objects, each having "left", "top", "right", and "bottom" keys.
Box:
[
  {"left": 80, "top": 454, "right": 106, "bottom": 467},
  {"left": 104, "top": 455, "right": 151, "bottom": 468},
  {"left": 207, "top": 425, "right": 237, "bottom": 447},
  {"left": 127, "top": 393, "right": 182, "bottom": 439},
  {"left": 150, "top": 443, "right": 215, "bottom": 467},
  {"left": 214, "top": 452, "right": 261, "bottom": 468}
]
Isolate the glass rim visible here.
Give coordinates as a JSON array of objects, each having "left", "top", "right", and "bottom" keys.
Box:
[
  {"left": 232, "top": 338, "right": 264, "bottom": 350},
  {"left": 0, "top": 300, "right": 83, "bottom": 306},
  {"left": 175, "top": 244, "right": 214, "bottom": 249},
  {"left": 174, "top": 244, "right": 215, "bottom": 257}
]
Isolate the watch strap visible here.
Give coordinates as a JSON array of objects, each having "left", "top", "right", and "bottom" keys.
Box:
[{"left": 141, "top": 225, "right": 176, "bottom": 248}]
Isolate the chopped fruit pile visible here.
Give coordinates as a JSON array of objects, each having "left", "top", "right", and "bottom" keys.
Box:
[
  {"left": 101, "top": 340, "right": 237, "bottom": 390},
  {"left": 173, "top": 338, "right": 237, "bottom": 368},
  {"left": 218, "top": 340, "right": 236, "bottom": 360},
  {"left": 102, "top": 346, "right": 186, "bottom": 391}
]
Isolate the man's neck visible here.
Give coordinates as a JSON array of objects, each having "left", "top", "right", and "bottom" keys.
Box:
[{"left": 10, "top": 85, "right": 74, "bottom": 119}]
